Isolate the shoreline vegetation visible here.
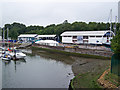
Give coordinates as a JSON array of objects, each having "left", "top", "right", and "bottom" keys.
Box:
[{"left": 98, "top": 68, "right": 120, "bottom": 88}]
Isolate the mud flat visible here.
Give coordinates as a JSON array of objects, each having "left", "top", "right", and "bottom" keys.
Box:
[{"left": 71, "top": 57, "right": 110, "bottom": 88}]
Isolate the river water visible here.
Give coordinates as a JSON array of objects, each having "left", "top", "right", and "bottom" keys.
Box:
[{"left": 2, "top": 49, "right": 74, "bottom": 88}]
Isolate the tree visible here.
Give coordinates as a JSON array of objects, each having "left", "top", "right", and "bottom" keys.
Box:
[
  {"left": 9, "top": 27, "right": 19, "bottom": 39},
  {"left": 111, "top": 30, "right": 120, "bottom": 53},
  {"left": 4, "top": 21, "right": 119, "bottom": 41}
]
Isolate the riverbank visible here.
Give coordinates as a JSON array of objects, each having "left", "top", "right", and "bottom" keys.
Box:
[
  {"left": 98, "top": 68, "right": 120, "bottom": 88},
  {"left": 71, "top": 57, "right": 110, "bottom": 88},
  {"left": 30, "top": 45, "right": 111, "bottom": 88},
  {"left": 32, "top": 44, "right": 112, "bottom": 59}
]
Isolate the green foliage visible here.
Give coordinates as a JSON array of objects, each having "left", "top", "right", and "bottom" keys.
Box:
[
  {"left": 111, "top": 30, "right": 120, "bottom": 53},
  {"left": 2, "top": 21, "right": 119, "bottom": 40},
  {"left": 104, "top": 71, "right": 120, "bottom": 87}
]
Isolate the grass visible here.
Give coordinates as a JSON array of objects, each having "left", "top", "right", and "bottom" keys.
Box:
[
  {"left": 71, "top": 60, "right": 110, "bottom": 89},
  {"left": 31, "top": 46, "right": 111, "bottom": 60},
  {"left": 104, "top": 71, "right": 120, "bottom": 87},
  {"left": 71, "top": 71, "right": 105, "bottom": 89}
]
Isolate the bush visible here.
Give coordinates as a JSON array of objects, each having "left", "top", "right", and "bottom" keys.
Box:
[{"left": 111, "top": 30, "right": 120, "bottom": 53}]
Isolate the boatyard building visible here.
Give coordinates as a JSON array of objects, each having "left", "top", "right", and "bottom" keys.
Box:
[
  {"left": 18, "top": 34, "right": 38, "bottom": 43},
  {"left": 61, "top": 30, "right": 115, "bottom": 45}
]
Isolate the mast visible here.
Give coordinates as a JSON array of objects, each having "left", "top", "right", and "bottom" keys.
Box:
[
  {"left": 110, "top": 9, "right": 112, "bottom": 39},
  {"left": 2, "top": 27, "right": 5, "bottom": 47},
  {"left": 113, "top": 16, "right": 117, "bottom": 35},
  {"left": 7, "top": 28, "right": 9, "bottom": 42}
]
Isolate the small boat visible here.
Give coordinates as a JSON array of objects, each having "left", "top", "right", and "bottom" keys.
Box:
[
  {"left": 2, "top": 54, "right": 11, "bottom": 61},
  {"left": 0, "top": 47, "right": 26, "bottom": 60},
  {"left": 8, "top": 49, "right": 26, "bottom": 60}
]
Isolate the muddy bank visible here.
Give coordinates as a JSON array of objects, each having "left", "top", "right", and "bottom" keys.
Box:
[
  {"left": 32, "top": 44, "right": 113, "bottom": 58},
  {"left": 72, "top": 57, "right": 110, "bottom": 75},
  {"left": 71, "top": 57, "right": 110, "bottom": 88},
  {"left": 31, "top": 45, "right": 111, "bottom": 60}
]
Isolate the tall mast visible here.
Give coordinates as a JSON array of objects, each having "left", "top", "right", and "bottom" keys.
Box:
[
  {"left": 2, "top": 27, "right": 5, "bottom": 47},
  {"left": 110, "top": 9, "right": 112, "bottom": 39},
  {"left": 7, "top": 28, "right": 9, "bottom": 42},
  {"left": 113, "top": 16, "right": 117, "bottom": 35}
]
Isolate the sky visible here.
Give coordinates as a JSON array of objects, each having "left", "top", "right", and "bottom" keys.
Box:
[{"left": 0, "top": 0, "right": 120, "bottom": 27}]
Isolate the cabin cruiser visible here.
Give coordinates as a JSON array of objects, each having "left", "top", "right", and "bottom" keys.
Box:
[{"left": 7, "top": 49, "right": 26, "bottom": 60}]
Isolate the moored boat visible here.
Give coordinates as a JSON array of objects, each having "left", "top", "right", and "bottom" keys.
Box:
[
  {"left": 8, "top": 49, "right": 26, "bottom": 60},
  {"left": 2, "top": 54, "right": 11, "bottom": 61}
]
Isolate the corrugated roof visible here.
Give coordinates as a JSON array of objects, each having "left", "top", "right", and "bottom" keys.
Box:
[
  {"left": 18, "top": 34, "right": 37, "bottom": 38},
  {"left": 61, "top": 30, "right": 111, "bottom": 36},
  {"left": 37, "top": 35, "right": 56, "bottom": 38}
]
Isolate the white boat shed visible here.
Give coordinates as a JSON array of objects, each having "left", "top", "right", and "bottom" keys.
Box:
[
  {"left": 61, "top": 30, "right": 115, "bottom": 44},
  {"left": 18, "top": 34, "right": 38, "bottom": 42}
]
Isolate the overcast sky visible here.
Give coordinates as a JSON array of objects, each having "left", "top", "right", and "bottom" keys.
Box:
[{"left": 0, "top": 0, "right": 120, "bottom": 27}]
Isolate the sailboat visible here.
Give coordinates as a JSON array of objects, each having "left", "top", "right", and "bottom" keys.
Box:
[{"left": 1, "top": 28, "right": 26, "bottom": 60}]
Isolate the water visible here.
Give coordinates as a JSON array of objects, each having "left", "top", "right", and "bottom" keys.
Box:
[{"left": 2, "top": 49, "right": 74, "bottom": 88}]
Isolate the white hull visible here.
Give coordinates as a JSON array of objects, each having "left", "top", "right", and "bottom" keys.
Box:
[
  {"left": 9, "top": 52, "right": 26, "bottom": 59},
  {"left": 2, "top": 57, "right": 11, "bottom": 61},
  {"left": 2, "top": 54, "right": 11, "bottom": 61}
]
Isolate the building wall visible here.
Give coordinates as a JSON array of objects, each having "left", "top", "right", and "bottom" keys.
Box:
[
  {"left": 118, "top": 1, "right": 120, "bottom": 23},
  {"left": 62, "top": 37, "right": 73, "bottom": 43},
  {"left": 18, "top": 37, "right": 35, "bottom": 42},
  {"left": 62, "top": 36, "right": 113, "bottom": 45}
]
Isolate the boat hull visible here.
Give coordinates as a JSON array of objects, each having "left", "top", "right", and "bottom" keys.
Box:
[{"left": 2, "top": 58, "right": 11, "bottom": 61}]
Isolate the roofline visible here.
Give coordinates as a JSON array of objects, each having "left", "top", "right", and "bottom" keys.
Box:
[{"left": 61, "top": 30, "right": 114, "bottom": 36}]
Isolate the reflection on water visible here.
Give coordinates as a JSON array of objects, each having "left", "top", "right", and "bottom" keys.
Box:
[
  {"left": 2, "top": 49, "right": 74, "bottom": 88},
  {"left": 111, "top": 53, "right": 120, "bottom": 76}
]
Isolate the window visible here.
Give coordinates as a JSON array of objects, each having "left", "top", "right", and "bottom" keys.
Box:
[
  {"left": 96, "top": 36, "right": 101, "bottom": 37},
  {"left": 63, "top": 36, "right": 71, "bottom": 37},
  {"left": 83, "top": 36, "right": 88, "bottom": 39},
  {"left": 90, "top": 36, "right": 95, "bottom": 37},
  {"left": 73, "top": 36, "right": 77, "bottom": 39},
  {"left": 73, "top": 40, "right": 77, "bottom": 43},
  {"left": 103, "top": 32, "right": 113, "bottom": 37}
]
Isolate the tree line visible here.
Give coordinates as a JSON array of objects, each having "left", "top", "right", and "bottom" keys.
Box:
[
  {"left": 2, "top": 21, "right": 120, "bottom": 40},
  {"left": 0, "top": 21, "right": 120, "bottom": 53}
]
